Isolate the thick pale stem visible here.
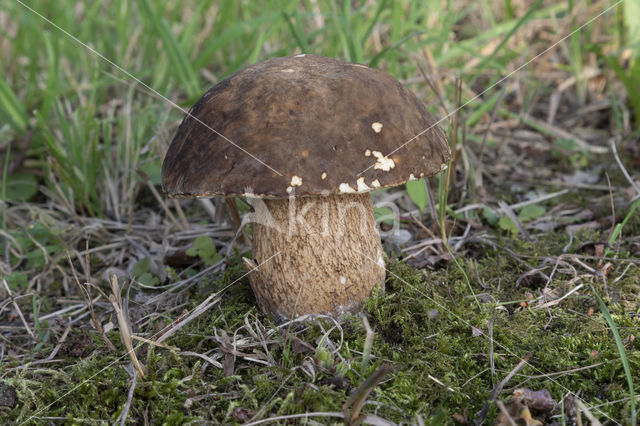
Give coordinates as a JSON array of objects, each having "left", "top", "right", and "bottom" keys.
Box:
[{"left": 244, "top": 193, "right": 386, "bottom": 320}]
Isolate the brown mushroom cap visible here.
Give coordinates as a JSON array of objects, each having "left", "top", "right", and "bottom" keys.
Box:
[{"left": 162, "top": 54, "right": 451, "bottom": 198}]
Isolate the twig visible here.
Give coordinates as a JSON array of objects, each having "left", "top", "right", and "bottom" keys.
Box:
[
  {"left": 198, "top": 198, "right": 217, "bottom": 222},
  {"left": 609, "top": 138, "right": 640, "bottom": 196},
  {"left": 137, "top": 169, "right": 184, "bottom": 230},
  {"left": 114, "top": 363, "right": 137, "bottom": 426},
  {"left": 492, "top": 354, "right": 532, "bottom": 401},
  {"left": 532, "top": 283, "right": 585, "bottom": 310},
  {"left": 498, "top": 201, "right": 532, "bottom": 241},
  {"left": 171, "top": 199, "right": 190, "bottom": 230},
  {"left": 495, "top": 400, "right": 517, "bottom": 426},
  {"left": 67, "top": 255, "right": 116, "bottom": 351},
  {"left": 489, "top": 319, "right": 495, "bottom": 387},
  {"left": 575, "top": 398, "right": 603, "bottom": 426},
  {"left": 475, "top": 353, "right": 531, "bottom": 424},
  {"left": 343, "top": 364, "right": 395, "bottom": 426},
  {"left": 2, "top": 279, "right": 35, "bottom": 339},
  {"left": 156, "top": 294, "right": 221, "bottom": 343},
  {"left": 108, "top": 275, "right": 146, "bottom": 378}
]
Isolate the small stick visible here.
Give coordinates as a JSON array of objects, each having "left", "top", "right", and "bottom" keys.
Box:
[
  {"left": 115, "top": 363, "right": 137, "bottom": 426},
  {"left": 2, "top": 279, "right": 35, "bottom": 339},
  {"left": 575, "top": 398, "right": 602, "bottom": 426},
  {"left": 495, "top": 401, "right": 517, "bottom": 426},
  {"left": 343, "top": 364, "right": 395, "bottom": 426},
  {"left": 491, "top": 353, "right": 532, "bottom": 402},
  {"left": 498, "top": 201, "right": 532, "bottom": 241},
  {"left": 609, "top": 138, "right": 640, "bottom": 196},
  {"left": 137, "top": 170, "right": 183, "bottom": 230},
  {"left": 67, "top": 255, "right": 116, "bottom": 351},
  {"left": 489, "top": 318, "right": 495, "bottom": 387},
  {"left": 198, "top": 198, "right": 217, "bottom": 222},
  {"left": 475, "top": 353, "right": 531, "bottom": 424},
  {"left": 108, "top": 275, "right": 146, "bottom": 378},
  {"left": 171, "top": 199, "right": 190, "bottom": 230}
]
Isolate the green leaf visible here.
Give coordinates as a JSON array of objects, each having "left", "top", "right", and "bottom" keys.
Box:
[
  {"left": 498, "top": 215, "right": 518, "bottom": 235},
  {"left": 187, "top": 236, "right": 222, "bottom": 266},
  {"left": 624, "top": 0, "right": 640, "bottom": 61},
  {"left": 482, "top": 207, "right": 500, "bottom": 225},
  {"left": 406, "top": 179, "right": 428, "bottom": 212},
  {"left": 132, "top": 258, "right": 161, "bottom": 285},
  {"left": 517, "top": 204, "right": 546, "bottom": 222},
  {"left": 137, "top": 272, "right": 160, "bottom": 286},
  {"left": 138, "top": 161, "right": 162, "bottom": 186},
  {"left": 2, "top": 172, "right": 38, "bottom": 201},
  {"left": 374, "top": 207, "right": 395, "bottom": 225},
  {"left": 132, "top": 257, "right": 152, "bottom": 277},
  {"left": 5, "top": 271, "right": 28, "bottom": 290}
]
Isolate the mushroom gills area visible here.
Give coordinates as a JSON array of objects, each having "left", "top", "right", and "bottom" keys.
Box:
[{"left": 245, "top": 193, "right": 386, "bottom": 320}]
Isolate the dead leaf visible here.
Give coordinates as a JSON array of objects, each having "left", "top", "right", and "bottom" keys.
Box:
[
  {"left": 0, "top": 382, "right": 17, "bottom": 408},
  {"left": 232, "top": 406, "right": 255, "bottom": 423}
]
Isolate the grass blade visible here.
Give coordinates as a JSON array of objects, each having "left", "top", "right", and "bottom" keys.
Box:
[
  {"left": 282, "top": 11, "right": 310, "bottom": 53},
  {"left": 591, "top": 285, "right": 636, "bottom": 426},
  {"left": 137, "top": 0, "right": 200, "bottom": 98},
  {"left": 0, "top": 72, "right": 28, "bottom": 134},
  {"left": 472, "top": 0, "right": 543, "bottom": 74}
]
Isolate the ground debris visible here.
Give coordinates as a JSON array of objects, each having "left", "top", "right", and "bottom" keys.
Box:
[
  {"left": 496, "top": 388, "right": 558, "bottom": 426},
  {"left": 0, "top": 382, "right": 18, "bottom": 409}
]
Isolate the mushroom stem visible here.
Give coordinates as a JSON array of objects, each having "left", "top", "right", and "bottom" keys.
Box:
[{"left": 245, "top": 193, "right": 386, "bottom": 320}]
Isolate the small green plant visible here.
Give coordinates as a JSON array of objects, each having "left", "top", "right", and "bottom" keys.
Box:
[
  {"left": 131, "top": 257, "right": 160, "bottom": 286},
  {"left": 0, "top": 222, "right": 65, "bottom": 272},
  {"left": 186, "top": 236, "right": 222, "bottom": 266},
  {"left": 483, "top": 204, "right": 546, "bottom": 235},
  {"left": 406, "top": 179, "right": 429, "bottom": 213}
]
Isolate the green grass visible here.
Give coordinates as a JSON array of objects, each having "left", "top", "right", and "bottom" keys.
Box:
[{"left": 1, "top": 0, "right": 594, "bottom": 215}]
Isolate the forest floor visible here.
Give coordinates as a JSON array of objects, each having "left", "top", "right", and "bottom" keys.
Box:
[{"left": 1, "top": 0, "right": 639, "bottom": 424}]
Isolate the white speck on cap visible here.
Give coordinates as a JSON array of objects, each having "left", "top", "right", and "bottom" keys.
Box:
[
  {"left": 321, "top": 172, "right": 327, "bottom": 180},
  {"left": 286, "top": 186, "right": 293, "bottom": 194},
  {"left": 351, "top": 63, "right": 368, "bottom": 68},
  {"left": 290, "top": 175, "right": 302, "bottom": 186},
  {"left": 340, "top": 276, "right": 346, "bottom": 285},
  {"left": 372, "top": 151, "right": 395, "bottom": 171},
  {"left": 295, "top": 53, "right": 306, "bottom": 57},
  {"left": 440, "top": 163, "right": 448, "bottom": 171},
  {"left": 371, "top": 122, "right": 383, "bottom": 133},
  {"left": 364, "top": 149, "right": 371, "bottom": 157},
  {"left": 282, "top": 68, "right": 295, "bottom": 73},
  {"left": 371, "top": 179, "right": 381, "bottom": 188},
  {"left": 339, "top": 183, "right": 356, "bottom": 193},
  {"left": 356, "top": 177, "right": 371, "bottom": 192}
]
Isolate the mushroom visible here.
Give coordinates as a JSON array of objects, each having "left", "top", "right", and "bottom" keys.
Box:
[{"left": 162, "top": 55, "right": 450, "bottom": 320}]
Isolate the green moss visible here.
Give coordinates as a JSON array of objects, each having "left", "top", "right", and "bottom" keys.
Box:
[{"left": 3, "top": 227, "right": 638, "bottom": 424}]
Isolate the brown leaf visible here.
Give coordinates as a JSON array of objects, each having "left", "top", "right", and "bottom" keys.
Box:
[{"left": 513, "top": 388, "right": 558, "bottom": 413}]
